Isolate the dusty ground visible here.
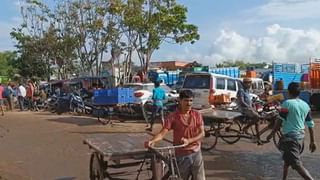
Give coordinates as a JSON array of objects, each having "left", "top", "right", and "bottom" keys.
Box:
[{"left": 0, "top": 111, "right": 319, "bottom": 180}]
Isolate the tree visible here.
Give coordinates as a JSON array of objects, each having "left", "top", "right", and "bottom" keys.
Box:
[
  {"left": 216, "top": 60, "right": 269, "bottom": 70},
  {"left": 0, "top": 51, "right": 18, "bottom": 78},
  {"left": 11, "top": 0, "right": 199, "bottom": 81},
  {"left": 123, "top": 0, "right": 199, "bottom": 73}
]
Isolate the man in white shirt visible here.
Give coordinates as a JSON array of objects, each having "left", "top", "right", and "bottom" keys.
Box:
[{"left": 16, "top": 83, "right": 26, "bottom": 111}]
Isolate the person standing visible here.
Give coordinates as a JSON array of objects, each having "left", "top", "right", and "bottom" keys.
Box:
[
  {"left": 146, "top": 81, "right": 166, "bottom": 131},
  {"left": 147, "top": 90, "right": 206, "bottom": 180},
  {"left": 267, "top": 82, "right": 316, "bottom": 180},
  {"left": 16, "top": 83, "right": 26, "bottom": 111},
  {"left": 0, "top": 83, "right": 5, "bottom": 116},
  {"left": 6, "top": 82, "right": 14, "bottom": 111},
  {"left": 26, "top": 80, "right": 34, "bottom": 110}
]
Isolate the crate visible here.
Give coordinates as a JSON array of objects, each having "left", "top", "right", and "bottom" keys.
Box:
[
  {"left": 93, "top": 96, "right": 125, "bottom": 105},
  {"left": 94, "top": 88, "right": 134, "bottom": 97},
  {"left": 246, "top": 71, "right": 257, "bottom": 78},
  {"left": 93, "top": 88, "right": 134, "bottom": 105},
  {"left": 212, "top": 94, "right": 231, "bottom": 105},
  {"left": 94, "top": 89, "right": 108, "bottom": 97}
]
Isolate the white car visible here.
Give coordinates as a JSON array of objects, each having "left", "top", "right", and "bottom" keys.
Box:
[
  {"left": 123, "top": 83, "right": 178, "bottom": 105},
  {"left": 123, "top": 83, "right": 178, "bottom": 123}
]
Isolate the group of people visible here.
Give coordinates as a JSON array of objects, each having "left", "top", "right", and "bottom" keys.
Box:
[
  {"left": 0, "top": 80, "right": 46, "bottom": 115},
  {"left": 146, "top": 78, "right": 316, "bottom": 180}
]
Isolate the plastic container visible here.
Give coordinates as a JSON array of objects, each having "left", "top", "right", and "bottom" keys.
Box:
[
  {"left": 212, "top": 94, "right": 231, "bottom": 104},
  {"left": 246, "top": 71, "right": 257, "bottom": 78},
  {"left": 309, "top": 69, "right": 320, "bottom": 89},
  {"left": 311, "top": 63, "right": 320, "bottom": 70}
]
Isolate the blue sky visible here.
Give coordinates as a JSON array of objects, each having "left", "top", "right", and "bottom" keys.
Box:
[{"left": 2, "top": 0, "right": 320, "bottom": 65}]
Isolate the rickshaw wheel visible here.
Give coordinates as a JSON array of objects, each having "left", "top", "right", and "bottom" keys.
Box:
[
  {"left": 201, "top": 123, "right": 218, "bottom": 151},
  {"left": 90, "top": 152, "right": 105, "bottom": 180}
]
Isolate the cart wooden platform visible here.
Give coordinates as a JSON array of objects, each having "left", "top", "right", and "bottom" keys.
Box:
[
  {"left": 84, "top": 133, "right": 170, "bottom": 180},
  {"left": 200, "top": 108, "right": 242, "bottom": 124}
]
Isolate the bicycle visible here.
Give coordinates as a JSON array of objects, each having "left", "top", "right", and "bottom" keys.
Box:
[
  {"left": 148, "top": 144, "right": 186, "bottom": 180},
  {"left": 201, "top": 110, "right": 282, "bottom": 151},
  {"left": 143, "top": 100, "right": 177, "bottom": 125}
]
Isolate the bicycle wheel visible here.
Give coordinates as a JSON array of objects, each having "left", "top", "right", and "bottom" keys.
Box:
[
  {"left": 272, "top": 130, "right": 282, "bottom": 151},
  {"left": 201, "top": 123, "right": 218, "bottom": 151},
  {"left": 220, "top": 121, "right": 241, "bottom": 144}
]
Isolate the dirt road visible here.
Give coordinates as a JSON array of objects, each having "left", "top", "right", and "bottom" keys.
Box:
[{"left": 0, "top": 111, "right": 319, "bottom": 180}]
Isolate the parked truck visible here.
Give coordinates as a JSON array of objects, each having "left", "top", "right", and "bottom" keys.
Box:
[
  {"left": 309, "top": 58, "right": 320, "bottom": 109},
  {"left": 148, "top": 70, "right": 180, "bottom": 86},
  {"left": 272, "top": 59, "right": 320, "bottom": 110}
]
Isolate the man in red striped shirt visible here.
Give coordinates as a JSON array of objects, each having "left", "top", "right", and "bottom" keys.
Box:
[{"left": 147, "top": 90, "right": 206, "bottom": 180}]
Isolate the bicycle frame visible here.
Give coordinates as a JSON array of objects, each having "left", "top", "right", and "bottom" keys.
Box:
[
  {"left": 202, "top": 111, "right": 281, "bottom": 151},
  {"left": 148, "top": 144, "right": 186, "bottom": 180}
]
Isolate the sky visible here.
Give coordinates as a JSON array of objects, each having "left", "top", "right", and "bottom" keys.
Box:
[{"left": 1, "top": 0, "right": 320, "bottom": 66}]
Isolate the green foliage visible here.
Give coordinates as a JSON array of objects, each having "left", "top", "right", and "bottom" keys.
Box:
[
  {"left": 216, "top": 60, "right": 269, "bottom": 70},
  {"left": 0, "top": 51, "right": 18, "bottom": 78},
  {"left": 122, "top": 0, "right": 199, "bottom": 71},
  {"left": 11, "top": 0, "right": 199, "bottom": 79}
]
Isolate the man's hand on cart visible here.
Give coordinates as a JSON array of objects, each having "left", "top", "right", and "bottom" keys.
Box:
[
  {"left": 181, "top": 137, "right": 189, "bottom": 146},
  {"left": 145, "top": 140, "right": 155, "bottom": 148}
]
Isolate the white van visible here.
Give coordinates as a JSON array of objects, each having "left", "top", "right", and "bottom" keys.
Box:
[{"left": 182, "top": 72, "right": 242, "bottom": 109}]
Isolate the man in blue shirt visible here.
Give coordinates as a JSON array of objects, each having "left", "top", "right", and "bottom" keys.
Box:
[
  {"left": 267, "top": 82, "right": 316, "bottom": 180},
  {"left": 237, "top": 77, "right": 262, "bottom": 144},
  {"left": 146, "top": 81, "right": 166, "bottom": 131}
]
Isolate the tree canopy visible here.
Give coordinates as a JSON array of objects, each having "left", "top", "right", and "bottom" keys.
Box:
[{"left": 10, "top": 0, "right": 199, "bottom": 81}]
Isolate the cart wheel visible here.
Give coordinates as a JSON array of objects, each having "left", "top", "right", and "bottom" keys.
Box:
[
  {"left": 90, "top": 152, "right": 105, "bottom": 180},
  {"left": 201, "top": 123, "right": 218, "bottom": 151},
  {"left": 220, "top": 121, "right": 241, "bottom": 144}
]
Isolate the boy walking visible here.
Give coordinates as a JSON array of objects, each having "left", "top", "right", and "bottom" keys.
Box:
[{"left": 267, "top": 82, "right": 316, "bottom": 180}]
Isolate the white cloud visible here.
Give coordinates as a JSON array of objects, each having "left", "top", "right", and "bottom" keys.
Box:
[
  {"left": 245, "top": 0, "right": 320, "bottom": 23},
  {"left": 213, "top": 24, "right": 320, "bottom": 64},
  {"left": 165, "top": 24, "right": 320, "bottom": 66}
]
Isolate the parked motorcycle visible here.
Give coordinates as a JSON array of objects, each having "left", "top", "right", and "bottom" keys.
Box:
[
  {"left": 56, "top": 92, "right": 86, "bottom": 115},
  {"left": 46, "top": 95, "right": 58, "bottom": 113}
]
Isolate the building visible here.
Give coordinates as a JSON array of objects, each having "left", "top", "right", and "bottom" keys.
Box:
[{"left": 150, "top": 60, "right": 191, "bottom": 70}]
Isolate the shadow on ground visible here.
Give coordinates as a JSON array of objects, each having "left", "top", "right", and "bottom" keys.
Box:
[
  {"left": 203, "top": 148, "right": 320, "bottom": 180},
  {"left": 47, "top": 116, "right": 101, "bottom": 126}
]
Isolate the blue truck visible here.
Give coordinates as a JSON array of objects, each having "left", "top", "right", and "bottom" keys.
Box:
[
  {"left": 148, "top": 70, "right": 180, "bottom": 86},
  {"left": 148, "top": 67, "right": 240, "bottom": 89},
  {"left": 272, "top": 63, "right": 312, "bottom": 104}
]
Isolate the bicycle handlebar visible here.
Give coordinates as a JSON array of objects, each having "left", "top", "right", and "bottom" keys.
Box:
[{"left": 148, "top": 144, "right": 187, "bottom": 151}]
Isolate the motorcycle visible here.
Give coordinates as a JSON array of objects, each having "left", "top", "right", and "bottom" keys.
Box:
[
  {"left": 56, "top": 92, "right": 86, "bottom": 115},
  {"left": 46, "top": 95, "right": 58, "bottom": 113}
]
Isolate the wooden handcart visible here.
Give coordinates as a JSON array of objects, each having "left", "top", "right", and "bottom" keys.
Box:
[{"left": 84, "top": 133, "right": 170, "bottom": 180}]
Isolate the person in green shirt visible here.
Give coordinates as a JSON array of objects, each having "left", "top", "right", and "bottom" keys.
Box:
[{"left": 267, "top": 82, "right": 316, "bottom": 180}]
